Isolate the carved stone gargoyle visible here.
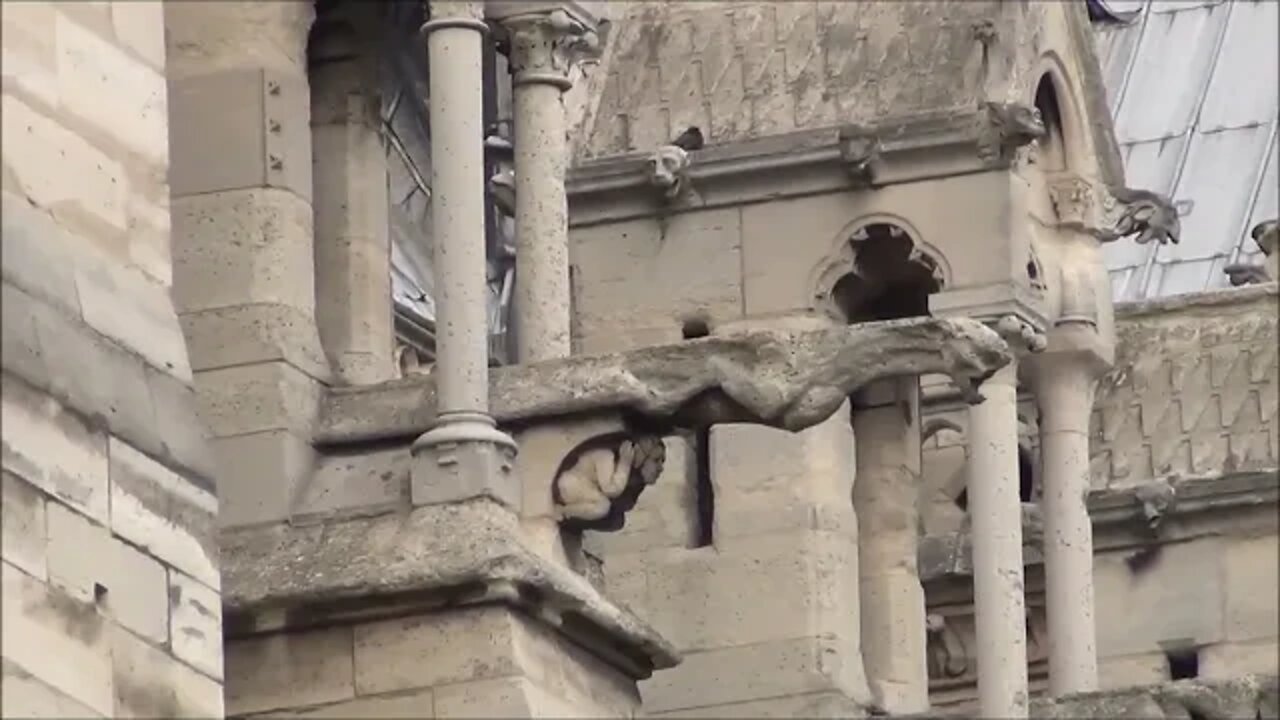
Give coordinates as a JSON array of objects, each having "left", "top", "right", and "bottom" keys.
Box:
[
  {"left": 645, "top": 144, "right": 692, "bottom": 202},
  {"left": 1224, "top": 219, "right": 1278, "bottom": 286},
  {"left": 319, "top": 316, "right": 1014, "bottom": 444},
  {"left": 553, "top": 434, "right": 666, "bottom": 532}
]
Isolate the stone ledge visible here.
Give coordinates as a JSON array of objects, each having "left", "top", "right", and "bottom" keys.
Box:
[
  {"left": 1028, "top": 674, "right": 1279, "bottom": 720},
  {"left": 316, "top": 316, "right": 1010, "bottom": 446},
  {"left": 567, "top": 106, "right": 1026, "bottom": 224},
  {"left": 1114, "top": 281, "right": 1277, "bottom": 319},
  {"left": 220, "top": 500, "right": 680, "bottom": 680},
  {"left": 919, "top": 471, "right": 1280, "bottom": 582}
]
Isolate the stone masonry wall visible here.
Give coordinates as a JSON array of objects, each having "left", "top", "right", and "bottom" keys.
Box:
[{"left": 1, "top": 2, "right": 223, "bottom": 716}]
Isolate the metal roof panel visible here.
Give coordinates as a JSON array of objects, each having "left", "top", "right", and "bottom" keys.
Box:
[
  {"left": 1198, "top": 0, "right": 1280, "bottom": 132},
  {"left": 1113, "top": 2, "right": 1230, "bottom": 144}
]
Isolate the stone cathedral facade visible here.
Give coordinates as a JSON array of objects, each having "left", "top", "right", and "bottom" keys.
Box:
[{"left": 1, "top": 1, "right": 1276, "bottom": 718}]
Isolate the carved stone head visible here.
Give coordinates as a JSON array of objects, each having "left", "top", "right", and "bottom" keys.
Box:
[{"left": 646, "top": 145, "right": 691, "bottom": 200}]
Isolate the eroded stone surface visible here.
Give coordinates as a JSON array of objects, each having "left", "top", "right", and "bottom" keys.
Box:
[
  {"left": 220, "top": 499, "right": 680, "bottom": 678},
  {"left": 319, "top": 316, "right": 1010, "bottom": 443},
  {"left": 1028, "top": 675, "right": 1279, "bottom": 720}
]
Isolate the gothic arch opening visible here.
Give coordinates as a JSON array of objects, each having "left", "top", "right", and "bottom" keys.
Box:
[
  {"left": 828, "top": 223, "right": 944, "bottom": 323},
  {"left": 1033, "top": 73, "right": 1068, "bottom": 173}
]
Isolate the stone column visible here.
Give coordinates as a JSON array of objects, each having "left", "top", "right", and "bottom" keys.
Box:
[
  {"left": 411, "top": 1, "right": 518, "bottom": 508},
  {"left": 966, "top": 316, "right": 1043, "bottom": 719},
  {"left": 852, "top": 377, "right": 929, "bottom": 715},
  {"left": 1027, "top": 328, "right": 1108, "bottom": 696},
  {"left": 498, "top": 5, "right": 599, "bottom": 362},
  {"left": 310, "top": 1, "right": 395, "bottom": 385}
]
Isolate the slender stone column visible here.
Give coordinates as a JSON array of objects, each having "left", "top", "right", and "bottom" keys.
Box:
[
  {"left": 1027, "top": 329, "right": 1108, "bottom": 696},
  {"left": 411, "top": 1, "right": 517, "bottom": 508},
  {"left": 500, "top": 6, "right": 598, "bottom": 362},
  {"left": 852, "top": 377, "right": 929, "bottom": 715},
  {"left": 967, "top": 315, "right": 1043, "bottom": 719}
]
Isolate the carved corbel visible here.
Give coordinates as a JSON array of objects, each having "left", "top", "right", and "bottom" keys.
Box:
[
  {"left": 977, "top": 101, "right": 1046, "bottom": 165},
  {"left": 990, "top": 313, "right": 1049, "bottom": 356},
  {"left": 552, "top": 432, "right": 666, "bottom": 532},
  {"left": 645, "top": 145, "right": 692, "bottom": 202},
  {"left": 838, "top": 126, "right": 883, "bottom": 187},
  {"left": 1224, "top": 218, "right": 1278, "bottom": 285}
]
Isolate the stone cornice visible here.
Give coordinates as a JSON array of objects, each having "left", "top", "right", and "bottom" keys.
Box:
[
  {"left": 220, "top": 499, "right": 680, "bottom": 678},
  {"left": 566, "top": 105, "right": 1038, "bottom": 226},
  {"left": 919, "top": 471, "right": 1280, "bottom": 583}
]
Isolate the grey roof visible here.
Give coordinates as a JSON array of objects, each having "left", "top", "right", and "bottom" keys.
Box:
[{"left": 1094, "top": 0, "right": 1278, "bottom": 301}]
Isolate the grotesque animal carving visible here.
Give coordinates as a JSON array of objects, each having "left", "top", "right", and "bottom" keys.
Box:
[
  {"left": 1224, "top": 219, "right": 1278, "bottom": 285},
  {"left": 646, "top": 145, "right": 692, "bottom": 201},
  {"left": 1126, "top": 476, "right": 1178, "bottom": 573},
  {"left": 926, "top": 613, "right": 970, "bottom": 679},
  {"left": 838, "top": 127, "right": 882, "bottom": 185},
  {"left": 554, "top": 435, "right": 666, "bottom": 532},
  {"left": 1107, "top": 186, "right": 1181, "bottom": 246},
  {"left": 980, "top": 102, "right": 1047, "bottom": 163}
]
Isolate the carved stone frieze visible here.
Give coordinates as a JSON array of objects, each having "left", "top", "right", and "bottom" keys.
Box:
[
  {"left": 1091, "top": 287, "right": 1278, "bottom": 489},
  {"left": 318, "top": 316, "right": 1014, "bottom": 445},
  {"left": 553, "top": 434, "right": 666, "bottom": 531},
  {"left": 1224, "top": 219, "right": 1278, "bottom": 286}
]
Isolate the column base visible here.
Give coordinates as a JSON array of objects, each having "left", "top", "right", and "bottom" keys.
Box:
[{"left": 411, "top": 412, "right": 520, "bottom": 510}]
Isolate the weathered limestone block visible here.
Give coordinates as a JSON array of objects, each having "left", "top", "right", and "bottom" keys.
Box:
[
  {"left": 354, "top": 606, "right": 638, "bottom": 716},
  {"left": 1, "top": 473, "right": 48, "bottom": 581},
  {"left": 108, "top": 437, "right": 220, "bottom": 590},
  {"left": 639, "top": 636, "right": 869, "bottom": 715},
  {"left": 226, "top": 627, "right": 356, "bottom": 715},
  {"left": 2, "top": 563, "right": 113, "bottom": 716},
  {"left": 1, "top": 377, "right": 109, "bottom": 524},
  {"left": 604, "top": 530, "right": 859, "bottom": 654},
  {"left": 571, "top": 209, "right": 745, "bottom": 355},
  {"left": 1094, "top": 537, "right": 1226, "bottom": 659},
  {"left": 648, "top": 691, "right": 864, "bottom": 719},
  {"left": 1222, "top": 533, "right": 1280, "bottom": 643},
  {"left": 221, "top": 500, "right": 678, "bottom": 675},
  {"left": 111, "top": 623, "right": 223, "bottom": 717},
  {"left": 710, "top": 405, "right": 855, "bottom": 541}
]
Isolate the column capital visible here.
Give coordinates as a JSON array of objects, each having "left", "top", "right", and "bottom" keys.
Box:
[
  {"left": 979, "top": 313, "right": 1049, "bottom": 356},
  {"left": 489, "top": 1, "right": 602, "bottom": 89}
]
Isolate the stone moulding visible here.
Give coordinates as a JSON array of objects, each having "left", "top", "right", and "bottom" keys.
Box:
[
  {"left": 315, "top": 315, "right": 1012, "bottom": 446},
  {"left": 221, "top": 500, "right": 680, "bottom": 678},
  {"left": 565, "top": 105, "right": 1043, "bottom": 225},
  {"left": 919, "top": 470, "right": 1280, "bottom": 582}
]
